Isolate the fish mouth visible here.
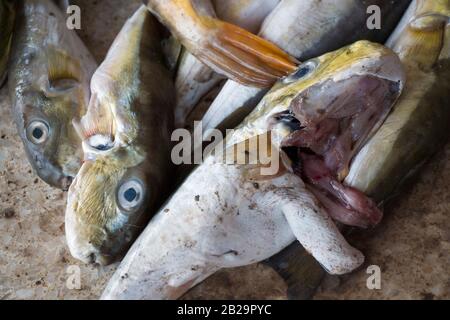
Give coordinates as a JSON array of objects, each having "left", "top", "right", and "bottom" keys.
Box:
[
  {"left": 65, "top": 197, "right": 118, "bottom": 267},
  {"left": 65, "top": 160, "right": 142, "bottom": 266},
  {"left": 279, "top": 74, "right": 401, "bottom": 228}
]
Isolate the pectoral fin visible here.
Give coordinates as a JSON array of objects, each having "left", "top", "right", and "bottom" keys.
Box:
[{"left": 278, "top": 185, "right": 364, "bottom": 275}]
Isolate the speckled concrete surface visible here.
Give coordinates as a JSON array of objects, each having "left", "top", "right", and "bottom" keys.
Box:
[{"left": 0, "top": 0, "right": 448, "bottom": 300}]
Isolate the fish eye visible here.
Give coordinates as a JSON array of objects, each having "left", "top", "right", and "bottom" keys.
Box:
[
  {"left": 117, "top": 179, "right": 145, "bottom": 212},
  {"left": 284, "top": 61, "right": 316, "bottom": 83},
  {"left": 86, "top": 134, "right": 115, "bottom": 152},
  {"left": 26, "top": 120, "right": 50, "bottom": 145}
]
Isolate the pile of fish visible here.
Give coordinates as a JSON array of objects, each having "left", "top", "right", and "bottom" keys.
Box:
[{"left": 1, "top": 0, "right": 449, "bottom": 300}]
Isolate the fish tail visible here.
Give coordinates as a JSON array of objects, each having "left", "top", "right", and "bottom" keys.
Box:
[
  {"left": 145, "top": 0, "right": 298, "bottom": 87},
  {"left": 198, "top": 17, "right": 298, "bottom": 87}
]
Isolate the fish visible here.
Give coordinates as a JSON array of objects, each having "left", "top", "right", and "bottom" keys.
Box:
[
  {"left": 101, "top": 41, "right": 405, "bottom": 299},
  {"left": 346, "top": 0, "right": 450, "bottom": 203},
  {"left": 0, "top": 0, "right": 15, "bottom": 86},
  {"left": 65, "top": 5, "right": 175, "bottom": 266},
  {"left": 174, "top": 0, "right": 280, "bottom": 127},
  {"left": 269, "top": 0, "right": 450, "bottom": 300},
  {"left": 201, "top": 0, "right": 412, "bottom": 140},
  {"left": 144, "top": 0, "right": 298, "bottom": 88},
  {"left": 214, "top": 0, "right": 281, "bottom": 34},
  {"left": 8, "top": 0, "right": 97, "bottom": 190}
]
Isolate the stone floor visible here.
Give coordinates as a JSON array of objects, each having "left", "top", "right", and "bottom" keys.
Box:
[{"left": 0, "top": 0, "right": 448, "bottom": 300}]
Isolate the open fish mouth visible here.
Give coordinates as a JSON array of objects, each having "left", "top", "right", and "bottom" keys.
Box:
[{"left": 278, "top": 74, "right": 402, "bottom": 228}]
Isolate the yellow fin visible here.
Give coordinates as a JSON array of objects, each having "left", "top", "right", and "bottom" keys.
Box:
[{"left": 47, "top": 46, "right": 81, "bottom": 84}]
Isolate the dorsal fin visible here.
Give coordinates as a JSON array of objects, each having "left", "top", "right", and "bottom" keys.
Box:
[{"left": 46, "top": 45, "right": 81, "bottom": 82}]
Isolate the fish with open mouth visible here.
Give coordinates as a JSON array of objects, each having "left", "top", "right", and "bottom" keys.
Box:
[
  {"left": 101, "top": 41, "right": 405, "bottom": 299},
  {"left": 201, "top": 0, "right": 412, "bottom": 139},
  {"left": 144, "top": 0, "right": 298, "bottom": 88},
  {"left": 175, "top": 0, "right": 280, "bottom": 127},
  {"left": 8, "top": 0, "right": 97, "bottom": 190},
  {"left": 269, "top": 0, "right": 450, "bottom": 299},
  {"left": 0, "top": 0, "right": 15, "bottom": 86},
  {"left": 65, "top": 5, "right": 175, "bottom": 266}
]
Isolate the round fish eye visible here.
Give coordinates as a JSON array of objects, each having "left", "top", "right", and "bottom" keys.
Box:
[
  {"left": 87, "top": 134, "right": 115, "bottom": 151},
  {"left": 117, "top": 179, "right": 145, "bottom": 212},
  {"left": 26, "top": 120, "right": 50, "bottom": 145},
  {"left": 284, "top": 61, "right": 316, "bottom": 83}
]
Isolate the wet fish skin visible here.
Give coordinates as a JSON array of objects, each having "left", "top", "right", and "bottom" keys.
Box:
[
  {"left": 261, "top": 0, "right": 412, "bottom": 61},
  {"left": 101, "top": 41, "right": 403, "bottom": 300},
  {"left": 0, "top": 0, "right": 15, "bottom": 86},
  {"left": 65, "top": 6, "right": 175, "bottom": 266},
  {"left": 8, "top": 0, "right": 97, "bottom": 190}
]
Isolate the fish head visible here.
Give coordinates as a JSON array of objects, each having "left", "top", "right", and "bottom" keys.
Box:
[
  {"left": 65, "top": 87, "right": 154, "bottom": 266},
  {"left": 237, "top": 40, "right": 405, "bottom": 179},
  {"left": 65, "top": 148, "right": 157, "bottom": 265},
  {"left": 12, "top": 47, "right": 90, "bottom": 190}
]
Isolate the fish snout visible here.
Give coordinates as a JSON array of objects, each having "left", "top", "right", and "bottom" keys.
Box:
[
  {"left": 35, "top": 162, "right": 74, "bottom": 191},
  {"left": 65, "top": 229, "right": 113, "bottom": 266},
  {"left": 27, "top": 150, "right": 75, "bottom": 190}
]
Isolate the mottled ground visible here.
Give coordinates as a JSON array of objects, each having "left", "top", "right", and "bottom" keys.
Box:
[{"left": 0, "top": 0, "right": 448, "bottom": 300}]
